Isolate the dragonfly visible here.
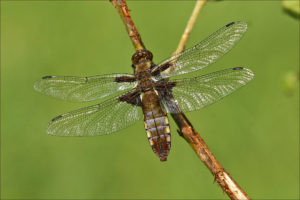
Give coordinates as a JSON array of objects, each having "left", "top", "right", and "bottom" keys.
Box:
[{"left": 34, "top": 21, "right": 254, "bottom": 162}]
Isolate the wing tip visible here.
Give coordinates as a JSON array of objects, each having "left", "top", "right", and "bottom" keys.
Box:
[
  {"left": 34, "top": 76, "right": 54, "bottom": 92},
  {"left": 46, "top": 125, "right": 55, "bottom": 136},
  {"left": 42, "top": 75, "right": 54, "bottom": 79},
  {"left": 226, "top": 22, "right": 235, "bottom": 27},
  {"left": 232, "top": 67, "right": 244, "bottom": 70},
  {"left": 232, "top": 67, "right": 255, "bottom": 81},
  {"left": 226, "top": 21, "right": 248, "bottom": 32},
  {"left": 51, "top": 115, "right": 63, "bottom": 122},
  {"left": 33, "top": 80, "right": 42, "bottom": 92},
  {"left": 46, "top": 114, "right": 64, "bottom": 136},
  {"left": 237, "top": 21, "right": 248, "bottom": 31}
]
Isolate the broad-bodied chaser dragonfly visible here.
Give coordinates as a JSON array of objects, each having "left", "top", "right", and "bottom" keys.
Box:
[{"left": 34, "top": 21, "right": 254, "bottom": 161}]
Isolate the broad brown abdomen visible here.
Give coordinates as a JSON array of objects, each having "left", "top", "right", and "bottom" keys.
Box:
[{"left": 142, "top": 90, "right": 171, "bottom": 161}]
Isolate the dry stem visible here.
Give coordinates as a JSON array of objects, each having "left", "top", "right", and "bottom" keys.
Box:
[
  {"left": 110, "top": 0, "right": 145, "bottom": 50},
  {"left": 110, "top": 0, "right": 250, "bottom": 199},
  {"left": 173, "top": 0, "right": 207, "bottom": 56},
  {"left": 171, "top": 113, "right": 249, "bottom": 200}
]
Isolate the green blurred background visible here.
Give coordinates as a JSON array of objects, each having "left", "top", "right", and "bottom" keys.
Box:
[{"left": 1, "top": 1, "right": 299, "bottom": 199}]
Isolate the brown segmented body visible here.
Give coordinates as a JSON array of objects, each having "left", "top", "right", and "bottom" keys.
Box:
[
  {"left": 142, "top": 90, "right": 171, "bottom": 161},
  {"left": 133, "top": 50, "right": 171, "bottom": 161}
]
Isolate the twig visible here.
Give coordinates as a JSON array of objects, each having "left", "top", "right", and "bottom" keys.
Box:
[
  {"left": 110, "top": 0, "right": 145, "bottom": 51},
  {"left": 171, "top": 113, "right": 250, "bottom": 200},
  {"left": 173, "top": 0, "right": 207, "bottom": 56},
  {"left": 165, "top": 0, "right": 206, "bottom": 76},
  {"left": 110, "top": 0, "right": 250, "bottom": 199}
]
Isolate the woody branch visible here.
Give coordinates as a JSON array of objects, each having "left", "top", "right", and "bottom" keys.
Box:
[{"left": 110, "top": 0, "right": 250, "bottom": 199}]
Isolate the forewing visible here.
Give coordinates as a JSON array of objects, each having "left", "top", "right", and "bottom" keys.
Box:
[
  {"left": 152, "top": 22, "right": 248, "bottom": 78},
  {"left": 160, "top": 67, "right": 254, "bottom": 113},
  {"left": 47, "top": 95, "right": 141, "bottom": 136},
  {"left": 34, "top": 74, "right": 137, "bottom": 102}
]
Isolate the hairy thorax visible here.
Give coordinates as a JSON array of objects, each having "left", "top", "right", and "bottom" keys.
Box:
[{"left": 135, "top": 61, "right": 155, "bottom": 92}]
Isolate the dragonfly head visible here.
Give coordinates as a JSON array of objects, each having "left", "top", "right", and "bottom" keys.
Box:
[{"left": 131, "top": 50, "right": 153, "bottom": 70}]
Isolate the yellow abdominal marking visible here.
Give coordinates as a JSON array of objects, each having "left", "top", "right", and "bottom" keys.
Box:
[
  {"left": 149, "top": 139, "right": 154, "bottom": 146},
  {"left": 164, "top": 117, "right": 169, "bottom": 124},
  {"left": 146, "top": 131, "right": 152, "bottom": 138},
  {"left": 164, "top": 126, "right": 170, "bottom": 133},
  {"left": 166, "top": 135, "right": 171, "bottom": 142}
]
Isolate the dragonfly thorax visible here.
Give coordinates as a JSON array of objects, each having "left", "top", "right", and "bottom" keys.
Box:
[
  {"left": 136, "top": 70, "right": 155, "bottom": 92},
  {"left": 131, "top": 50, "right": 156, "bottom": 92}
]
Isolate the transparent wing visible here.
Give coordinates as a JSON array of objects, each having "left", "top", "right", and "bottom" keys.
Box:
[
  {"left": 160, "top": 67, "right": 254, "bottom": 113},
  {"left": 47, "top": 95, "right": 141, "bottom": 136},
  {"left": 152, "top": 21, "right": 248, "bottom": 78},
  {"left": 34, "top": 74, "right": 137, "bottom": 102}
]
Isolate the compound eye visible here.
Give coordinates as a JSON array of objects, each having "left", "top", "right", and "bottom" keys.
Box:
[
  {"left": 131, "top": 50, "right": 153, "bottom": 64},
  {"left": 146, "top": 52, "right": 153, "bottom": 60}
]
